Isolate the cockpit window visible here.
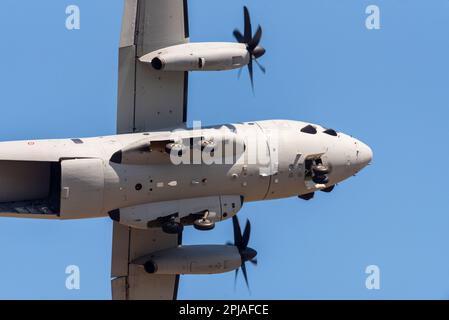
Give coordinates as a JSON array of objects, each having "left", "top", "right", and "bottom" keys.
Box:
[
  {"left": 323, "top": 129, "right": 338, "bottom": 136},
  {"left": 301, "top": 125, "right": 317, "bottom": 135},
  {"left": 71, "top": 139, "right": 84, "bottom": 144}
]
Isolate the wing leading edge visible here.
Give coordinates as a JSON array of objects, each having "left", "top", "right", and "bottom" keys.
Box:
[{"left": 112, "top": 0, "right": 189, "bottom": 300}]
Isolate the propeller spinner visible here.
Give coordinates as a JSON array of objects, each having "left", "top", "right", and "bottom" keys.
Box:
[{"left": 233, "top": 6, "right": 266, "bottom": 91}]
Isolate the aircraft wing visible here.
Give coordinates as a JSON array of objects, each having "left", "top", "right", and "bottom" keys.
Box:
[
  {"left": 112, "top": 0, "right": 189, "bottom": 300},
  {"left": 116, "top": 0, "right": 189, "bottom": 134},
  {"left": 111, "top": 223, "right": 182, "bottom": 300}
]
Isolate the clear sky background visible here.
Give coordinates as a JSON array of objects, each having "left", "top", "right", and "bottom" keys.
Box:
[{"left": 0, "top": 0, "right": 448, "bottom": 299}]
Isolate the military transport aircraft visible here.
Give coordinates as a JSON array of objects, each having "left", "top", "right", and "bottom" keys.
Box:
[{"left": 0, "top": 0, "right": 372, "bottom": 299}]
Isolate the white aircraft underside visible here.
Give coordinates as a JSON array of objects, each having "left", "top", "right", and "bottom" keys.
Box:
[{"left": 0, "top": 0, "right": 372, "bottom": 300}]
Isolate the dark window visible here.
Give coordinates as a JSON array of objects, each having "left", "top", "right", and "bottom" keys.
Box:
[
  {"left": 323, "top": 129, "right": 338, "bottom": 136},
  {"left": 301, "top": 125, "right": 317, "bottom": 135},
  {"left": 71, "top": 139, "right": 84, "bottom": 144}
]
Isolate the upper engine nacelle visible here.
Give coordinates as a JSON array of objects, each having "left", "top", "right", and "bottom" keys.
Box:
[{"left": 139, "top": 42, "right": 250, "bottom": 72}]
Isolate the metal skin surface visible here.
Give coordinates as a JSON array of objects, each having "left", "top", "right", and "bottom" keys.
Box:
[
  {"left": 0, "top": 119, "right": 372, "bottom": 224},
  {"left": 139, "top": 42, "right": 250, "bottom": 72},
  {"left": 132, "top": 245, "right": 242, "bottom": 275}
]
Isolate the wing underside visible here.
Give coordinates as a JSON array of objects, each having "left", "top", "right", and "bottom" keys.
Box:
[
  {"left": 117, "top": 0, "right": 189, "bottom": 134},
  {"left": 111, "top": 223, "right": 181, "bottom": 300},
  {"left": 112, "top": 0, "right": 189, "bottom": 300}
]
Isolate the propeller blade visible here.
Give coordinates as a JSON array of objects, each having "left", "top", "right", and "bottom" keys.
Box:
[
  {"left": 234, "top": 6, "right": 265, "bottom": 92},
  {"left": 238, "top": 67, "right": 243, "bottom": 79},
  {"left": 232, "top": 216, "right": 243, "bottom": 247},
  {"left": 249, "top": 25, "right": 262, "bottom": 50},
  {"left": 248, "top": 59, "right": 254, "bottom": 93},
  {"left": 241, "top": 262, "right": 251, "bottom": 292},
  {"left": 233, "top": 29, "right": 244, "bottom": 43},
  {"left": 234, "top": 268, "right": 239, "bottom": 291},
  {"left": 230, "top": 215, "right": 256, "bottom": 294},
  {"left": 243, "top": 6, "right": 252, "bottom": 43},
  {"left": 254, "top": 59, "right": 266, "bottom": 74},
  {"left": 241, "top": 219, "right": 251, "bottom": 249}
]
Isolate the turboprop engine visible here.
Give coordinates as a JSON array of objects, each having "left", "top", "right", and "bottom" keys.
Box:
[
  {"left": 139, "top": 6, "right": 266, "bottom": 92},
  {"left": 135, "top": 245, "right": 243, "bottom": 275},
  {"left": 140, "top": 42, "right": 250, "bottom": 72},
  {"left": 134, "top": 216, "right": 258, "bottom": 289}
]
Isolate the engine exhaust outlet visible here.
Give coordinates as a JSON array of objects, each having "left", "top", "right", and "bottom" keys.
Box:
[{"left": 151, "top": 57, "right": 164, "bottom": 70}]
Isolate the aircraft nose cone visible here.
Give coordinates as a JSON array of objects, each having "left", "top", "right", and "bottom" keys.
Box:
[
  {"left": 353, "top": 140, "right": 373, "bottom": 173},
  {"left": 356, "top": 140, "right": 373, "bottom": 169},
  {"left": 324, "top": 134, "right": 373, "bottom": 185}
]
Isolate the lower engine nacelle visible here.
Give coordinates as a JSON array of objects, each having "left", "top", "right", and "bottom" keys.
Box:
[
  {"left": 139, "top": 42, "right": 250, "bottom": 72},
  {"left": 133, "top": 245, "right": 242, "bottom": 275}
]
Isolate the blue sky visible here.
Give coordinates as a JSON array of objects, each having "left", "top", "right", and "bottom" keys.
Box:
[{"left": 0, "top": 0, "right": 449, "bottom": 299}]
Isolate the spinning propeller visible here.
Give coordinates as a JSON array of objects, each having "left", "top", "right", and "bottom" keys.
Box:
[
  {"left": 228, "top": 215, "right": 258, "bottom": 292},
  {"left": 233, "top": 6, "right": 266, "bottom": 91}
]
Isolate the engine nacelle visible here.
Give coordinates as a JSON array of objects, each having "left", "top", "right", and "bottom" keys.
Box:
[
  {"left": 133, "top": 245, "right": 242, "bottom": 275},
  {"left": 139, "top": 42, "right": 250, "bottom": 72},
  {"left": 112, "top": 195, "right": 243, "bottom": 230}
]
